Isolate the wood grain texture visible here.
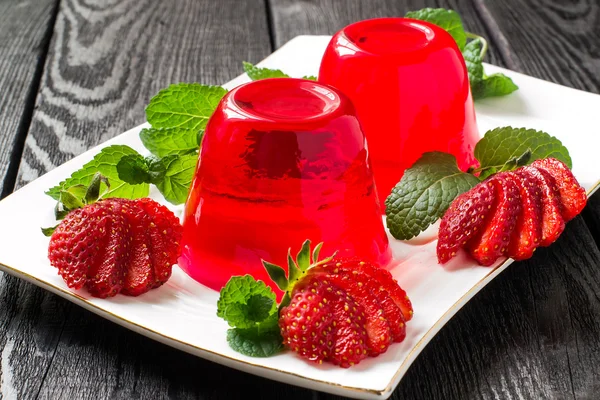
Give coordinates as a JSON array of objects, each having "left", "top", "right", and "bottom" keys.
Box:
[
  {"left": 0, "top": 0, "right": 58, "bottom": 197},
  {"left": 0, "top": 0, "right": 272, "bottom": 399},
  {"left": 479, "top": 0, "right": 600, "bottom": 92},
  {"left": 268, "top": 0, "right": 505, "bottom": 65}
]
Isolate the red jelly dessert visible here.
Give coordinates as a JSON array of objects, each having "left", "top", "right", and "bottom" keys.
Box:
[
  {"left": 179, "top": 78, "right": 392, "bottom": 296},
  {"left": 319, "top": 18, "right": 480, "bottom": 207}
]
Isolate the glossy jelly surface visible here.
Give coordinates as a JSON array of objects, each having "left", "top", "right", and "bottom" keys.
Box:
[
  {"left": 319, "top": 18, "right": 480, "bottom": 208},
  {"left": 179, "top": 78, "right": 391, "bottom": 296}
]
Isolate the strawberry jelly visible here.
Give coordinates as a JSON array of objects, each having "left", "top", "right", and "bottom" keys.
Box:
[
  {"left": 179, "top": 78, "right": 391, "bottom": 295},
  {"left": 319, "top": 18, "right": 480, "bottom": 207}
]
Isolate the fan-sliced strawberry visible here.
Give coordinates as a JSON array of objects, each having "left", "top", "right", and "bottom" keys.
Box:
[
  {"left": 437, "top": 182, "right": 496, "bottom": 264},
  {"left": 531, "top": 158, "right": 587, "bottom": 222},
  {"left": 313, "top": 261, "right": 406, "bottom": 342},
  {"left": 308, "top": 268, "right": 392, "bottom": 356},
  {"left": 466, "top": 173, "right": 522, "bottom": 266},
  {"left": 519, "top": 166, "right": 565, "bottom": 246},
  {"left": 509, "top": 171, "right": 543, "bottom": 260}
]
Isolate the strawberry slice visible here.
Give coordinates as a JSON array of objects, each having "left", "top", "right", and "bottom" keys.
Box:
[
  {"left": 137, "top": 198, "right": 182, "bottom": 288},
  {"left": 466, "top": 173, "right": 522, "bottom": 266},
  {"left": 519, "top": 166, "right": 565, "bottom": 246},
  {"left": 309, "top": 267, "right": 392, "bottom": 356},
  {"left": 85, "top": 201, "right": 130, "bottom": 298},
  {"left": 509, "top": 171, "right": 543, "bottom": 260},
  {"left": 437, "top": 182, "right": 496, "bottom": 264},
  {"left": 531, "top": 158, "right": 587, "bottom": 222},
  {"left": 315, "top": 262, "right": 406, "bottom": 342}
]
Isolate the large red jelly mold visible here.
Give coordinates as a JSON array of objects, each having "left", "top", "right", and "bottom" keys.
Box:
[
  {"left": 179, "top": 78, "right": 392, "bottom": 296},
  {"left": 319, "top": 18, "right": 480, "bottom": 208}
]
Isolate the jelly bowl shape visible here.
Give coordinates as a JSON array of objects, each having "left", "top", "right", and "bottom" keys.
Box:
[
  {"left": 319, "top": 17, "right": 480, "bottom": 208},
  {"left": 178, "top": 78, "right": 392, "bottom": 296}
]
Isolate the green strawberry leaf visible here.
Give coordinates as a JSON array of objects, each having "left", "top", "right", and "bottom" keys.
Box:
[
  {"left": 154, "top": 153, "right": 198, "bottom": 205},
  {"left": 243, "top": 62, "right": 290, "bottom": 81},
  {"left": 406, "top": 8, "right": 466, "bottom": 50},
  {"left": 146, "top": 83, "right": 227, "bottom": 131},
  {"left": 226, "top": 328, "right": 283, "bottom": 358},
  {"left": 139, "top": 127, "right": 200, "bottom": 158},
  {"left": 475, "top": 127, "right": 572, "bottom": 174},
  {"left": 41, "top": 225, "right": 57, "bottom": 237},
  {"left": 262, "top": 261, "right": 288, "bottom": 291},
  {"left": 217, "top": 275, "right": 278, "bottom": 326},
  {"left": 46, "top": 145, "right": 149, "bottom": 201},
  {"left": 296, "top": 240, "right": 311, "bottom": 272},
  {"left": 472, "top": 73, "right": 519, "bottom": 100},
  {"left": 385, "top": 152, "right": 480, "bottom": 240},
  {"left": 312, "top": 242, "right": 323, "bottom": 264}
]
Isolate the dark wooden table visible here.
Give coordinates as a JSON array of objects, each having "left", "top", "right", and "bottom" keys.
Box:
[{"left": 1, "top": 0, "right": 599, "bottom": 399}]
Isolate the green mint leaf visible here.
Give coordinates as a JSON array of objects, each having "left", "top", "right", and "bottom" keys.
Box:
[
  {"left": 217, "top": 275, "right": 278, "bottom": 326},
  {"left": 154, "top": 153, "right": 198, "bottom": 205},
  {"left": 224, "top": 294, "right": 275, "bottom": 329},
  {"left": 226, "top": 328, "right": 283, "bottom": 358},
  {"left": 146, "top": 83, "right": 227, "bottom": 131},
  {"left": 117, "top": 154, "right": 151, "bottom": 185},
  {"left": 262, "top": 261, "right": 289, "bottom": 291},
  {"left": 139, "top": 127, "right": 200, "bottom": 158},
  {"left": 46, "top": 145, "right": 149, "bottom": 201},
  {"left": 302, "top": 75, "right": 317, "bottom": 81},
  {"left": 475, "top": 127, "right": 572, "bottom": 174},
  {"left": 406, "top": 8, "right": 466, "bottom": 50},
  {"left": 41, "top": 225, "right": 57, "bottom": 237},
  {"left": 472, "top": 73, "right": 518, "bottom": 100},
  {"left": 385, "top": 152, "right": 479, "bottom": 240},
  {"left": 243, "top": 62, "right": 289, "bottom": 81},
  {"left": 463, "top": 38, "right": 484, "bottom": 84}
]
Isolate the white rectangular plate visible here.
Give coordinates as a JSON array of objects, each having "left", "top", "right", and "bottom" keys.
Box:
[{"left": 1, "top": 36, "right": 599, "bottom": 399}]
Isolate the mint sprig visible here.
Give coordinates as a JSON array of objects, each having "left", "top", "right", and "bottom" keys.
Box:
[
  {"left": 146, "top": 83, "right": 227, "bottom": 131},
  {"left": 217, "top": 275, "right": 282, "bottom": 357},
  {"left": 406, "top": 8, "right": 466, "bottom": 50},
  {"left": 243, "top": 62, "right": 290, "bottom": 80},
  {"left": 385, "top": 126, "right": 572, "bottom": 240},
  {"left": 385, "top": 152, "right": 480, "bottom": 240},
  {"left": 47, "top": 145, "right": 150, "bottom": 201},
  {"left": 406, "top": 7, "right": 518, "bottom": 100},
  {"left": 139, "top": 127, "right": 200, "bottom": 158}
]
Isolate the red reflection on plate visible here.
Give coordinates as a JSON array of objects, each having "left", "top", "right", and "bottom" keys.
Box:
[
  {"left": 179, "top": 78, "right": 391, "bottom": 296},
  {"left": 319, "top": 18, "right": 480, "bottom": 208}
]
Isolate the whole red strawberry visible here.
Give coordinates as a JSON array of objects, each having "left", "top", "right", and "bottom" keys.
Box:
[
  {"left": 48, "top": 198, "right": 182, "bottom": 298},
  {"left": 265, "top": 242, "right": 412, "bottom": 367}
]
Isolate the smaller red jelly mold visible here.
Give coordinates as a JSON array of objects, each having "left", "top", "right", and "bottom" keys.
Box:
[{"left": 178, "top": 78, "right": 392, "bottom": 297}]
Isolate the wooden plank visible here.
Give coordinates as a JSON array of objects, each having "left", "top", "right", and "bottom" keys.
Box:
[
  {"left": 268, "top": 1, "right": 600, "bottom": 399},
  {"left": 0, "top": 0, "right": 58, "bottom": 197},
  {"left": 268, "top": 0, "right": 505, "bottom": 65},
  {"left": 1, "top": 0, "right": 276, "bottom": 399}
]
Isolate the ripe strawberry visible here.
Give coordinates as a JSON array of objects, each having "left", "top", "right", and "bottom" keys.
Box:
[
  {"left": 437, "top": 182, "right": 496, "bottom": 264},
  {"left": 313, "top": 261, "right": 406, "bottom": 343},
  {"left": 279, "top": 279, "right": 335, "bottom": 364},
  {"left": 48, "top": 198, "right": 182, "bottom": 298},
  {"left": 509, "top": 171, "right": 543, "bottom": 260},
  {"left": 466, "top": 173, "right": 522, "bottom": 266},
  {"left": 519, "top": 166, "right": 565, "bottom": 246},
  {"left": 531, "top": 158, "right": 587, "bottom": 222},
  {"left": 264, "top": 241, "right": 412, "bottom": 367}
]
